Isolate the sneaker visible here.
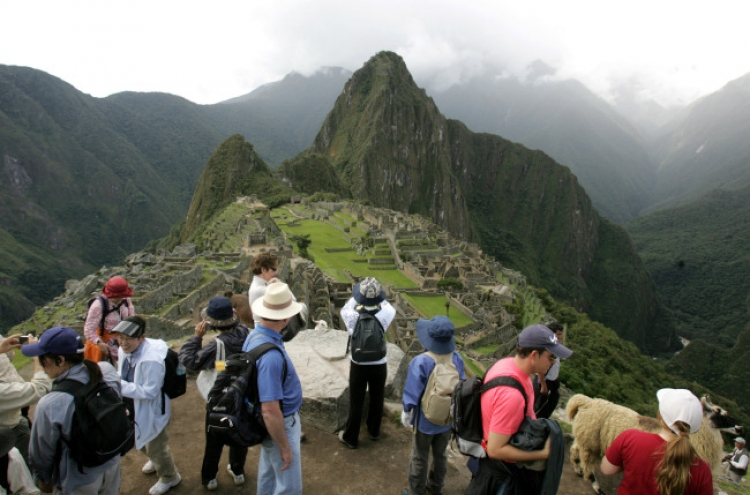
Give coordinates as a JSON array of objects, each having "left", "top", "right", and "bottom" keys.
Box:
[
  {"left": 205, "top": 479, "right": 218, "bottom": 491},
  {"left": 149, "top": 473, "right": 182, "bottom": 495},
  {"left": 338, "top": 430, "right": 357, "bottom": 449},
  {"left": 226, "top": 464, "right": 245, "bottom": 486},
  {"left": 142, "top": 460, "right": 156, "bottom": 474}
]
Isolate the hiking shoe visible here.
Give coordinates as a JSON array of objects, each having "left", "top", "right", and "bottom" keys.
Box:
[
  {"left": 226, "top": 464, "right": 245, "bottom": 485},
  {"left": 205, "top": 479, "right": 218, "bottom": 491},
  {"left": 142, "top": 460, "right": 156, "bottom": 474},
  {"left": 338, "top": 430, "right": 357, "bottom": 449},
  {"left": 149, "top": 473, "right": 182, "bottom": 495}
]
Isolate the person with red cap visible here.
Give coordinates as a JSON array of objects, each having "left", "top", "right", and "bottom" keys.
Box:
[{"left": 83, "top": 276, "right": 135, "bottom": 365}]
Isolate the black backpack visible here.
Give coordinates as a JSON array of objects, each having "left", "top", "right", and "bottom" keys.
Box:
[
  {"left": 205, "top": 343, "right": 286, "bottom": 448},
  {"left": 348, "top": 308, "right": 386, "bottom": 362},
  {"left": 54, "top": 378, "right": 135, "bottom": 472},
  {"left": 451, "top": 375, "right": 526, "bottom": 458},
  {"left": 86, "top": 296, "right": 126, "bottom": 332},
  {"left": 162, "top": 348, "right": 186, "bottom": 399}
]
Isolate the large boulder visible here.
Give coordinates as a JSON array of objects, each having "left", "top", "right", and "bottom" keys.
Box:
[{"left": 286, "top": 328, "right": 407, "bottom": 433}]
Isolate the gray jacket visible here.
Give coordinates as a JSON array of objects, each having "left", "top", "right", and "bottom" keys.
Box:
[{"left": 29, "top": 363, "right": 121, "bottom": 495}]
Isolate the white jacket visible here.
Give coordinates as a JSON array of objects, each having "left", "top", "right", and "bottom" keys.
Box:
[{"left": 118, "top": 338, "right": 170, "bottom": 449}]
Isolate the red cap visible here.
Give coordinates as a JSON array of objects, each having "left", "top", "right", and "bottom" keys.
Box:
[{"left": 102, "top": 276, "right": 134, "bottom": 298}]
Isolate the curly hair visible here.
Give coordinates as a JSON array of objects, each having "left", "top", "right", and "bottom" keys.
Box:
[{"left": 251, "top": 252, "right": 278, "bottom": 275}]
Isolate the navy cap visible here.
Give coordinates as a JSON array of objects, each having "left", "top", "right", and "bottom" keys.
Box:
[
  {"left": 21, "top": 326, "right": 83, "bottom": 357},
  {"left": 518, "top": 324, "right": 572, "bottom": 359}
]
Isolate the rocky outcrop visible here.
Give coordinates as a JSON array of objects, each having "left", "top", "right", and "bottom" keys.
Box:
[{"left": 286, "top": 328, "right": 406, "bottom": 433}]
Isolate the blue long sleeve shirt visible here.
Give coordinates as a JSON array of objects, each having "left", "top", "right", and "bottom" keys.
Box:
[{"left": 402, "top": 351, "right": 466, "bottom": 435}]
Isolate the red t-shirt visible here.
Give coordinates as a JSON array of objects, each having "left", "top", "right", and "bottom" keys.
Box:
[
  {"left": 605, "top": 429, "right": 713, "bottom": 495},
  {"left": 480, "top": 357, "right": 536, "bottom": 440}
]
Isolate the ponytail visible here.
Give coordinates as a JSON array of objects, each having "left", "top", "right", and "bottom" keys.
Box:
[{"left": 655, "top": 419, "right": 697, "bottom": 495}]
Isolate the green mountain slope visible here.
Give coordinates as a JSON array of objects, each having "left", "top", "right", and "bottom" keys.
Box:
[
  {"left": 0, "top": 64, "right": 345, "bottom": 331},
  {"left": 626, "top": 185, "right": 750, "bottom": 345},
  {"left": 180, "top": 134, "right": 293, "bottom": 243},
  {"left": 281, "top": 51, "right": 677, "bottom": 354}
]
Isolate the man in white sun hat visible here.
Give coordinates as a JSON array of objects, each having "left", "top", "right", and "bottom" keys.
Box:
[{"left": 243, "top": 282, "right": 304, "bottom": 495}]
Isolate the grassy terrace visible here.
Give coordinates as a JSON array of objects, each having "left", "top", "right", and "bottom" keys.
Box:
[
  {"left": 274, "top": 213, "right": 417, "bottom": 288},
  {"left": 402, "top": 293, "right": 474, "bottom": 328}
]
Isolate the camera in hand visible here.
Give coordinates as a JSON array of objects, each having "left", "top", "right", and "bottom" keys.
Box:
[{"left": 18, "top": 336, "right": 29, "bottom": 345}]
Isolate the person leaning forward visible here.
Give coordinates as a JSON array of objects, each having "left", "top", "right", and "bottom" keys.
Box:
[
  {"left": 243, "top": 282, "right": 304, "bottom": 495},
  {"left": 466, "top": 324, "right": 572, "bottom": 495}
]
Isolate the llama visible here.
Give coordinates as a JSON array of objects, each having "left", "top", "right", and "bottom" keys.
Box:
[{"left": 566, "top": 394, "right": 742, "bottom": 494}]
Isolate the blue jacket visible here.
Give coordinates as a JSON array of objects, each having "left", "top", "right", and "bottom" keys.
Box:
[{"left": 402, "top": 351, "right": 465, "bottom": 435}]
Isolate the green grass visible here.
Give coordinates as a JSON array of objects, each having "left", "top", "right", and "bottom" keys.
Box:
[
  {"left": 717, "top": 479, "right": 750, "bottom": 495},
  {"left": 277, "top": 217, "right": 417, "bottom": 287},
  {"left": 402, "top": 293, "right": 474, "bottom": 328},
  {"left": 473, "top": 344, "right": 500, "bottom": 355},
  {"left": 462, "top": 355, "right": 484, "bottom": 377}
]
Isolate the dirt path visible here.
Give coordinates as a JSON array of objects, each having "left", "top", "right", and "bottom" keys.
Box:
[{"left": 119, "top": 375, "right": 603, "bottom": 495}]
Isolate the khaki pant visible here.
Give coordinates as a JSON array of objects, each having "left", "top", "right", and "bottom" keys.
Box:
[{"left": 141, "top": 426, "right": 177, "bottom": 482}]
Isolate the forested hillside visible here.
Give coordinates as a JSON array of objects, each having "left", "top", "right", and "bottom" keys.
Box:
[{"left": 626, "top": 184, "right": 750, "bottom": 345}]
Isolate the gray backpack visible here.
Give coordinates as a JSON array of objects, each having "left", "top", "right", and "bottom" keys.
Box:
[{"left": 420, "top": 352, "right": 460, "bottom": 426}]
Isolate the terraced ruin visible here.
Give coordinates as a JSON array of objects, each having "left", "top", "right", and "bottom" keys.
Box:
[{"left": 13, "top": 198, "right": 550, "bottom": 377}]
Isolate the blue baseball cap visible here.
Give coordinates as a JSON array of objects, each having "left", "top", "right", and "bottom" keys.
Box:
[{"left": 21, "top": 326, "right": 83, "bottom": 357}]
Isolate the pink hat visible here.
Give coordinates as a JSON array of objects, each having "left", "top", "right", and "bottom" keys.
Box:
[{"left": 102, "top": 276, "right": 134, "bottom": 298}]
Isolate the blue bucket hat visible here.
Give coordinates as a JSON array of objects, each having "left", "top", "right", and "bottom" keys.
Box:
[
  {"left": 416, "top": 316, "right": 456, "bottom": 354},
  {"left": 21, "top": 326, "right": 83, "bottom": 357}
]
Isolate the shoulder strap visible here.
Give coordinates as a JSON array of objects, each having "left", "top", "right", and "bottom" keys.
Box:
[
  {"left": 53, "top": 378, "right": 87, "bottom": 396},
  {"left": 215, "top": 337, "right": 226, "bottom": 361},
  {"left": 240, "top": 342, "right": 287, "bottom": 385},
  {"left": 425, "top": 351, "right": 453, "bottom": 366},
  {"left": 480, "top": 375, "right": 528, "bottom": 420}
]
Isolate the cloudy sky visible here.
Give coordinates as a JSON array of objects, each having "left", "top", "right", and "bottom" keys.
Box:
[{"left": 2, "top": 0, "right": 748, "bottom": 107}]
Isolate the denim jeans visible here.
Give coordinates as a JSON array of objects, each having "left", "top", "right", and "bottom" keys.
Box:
[
  {"left": 407, "top": 429, "right": 451, "bottom": 495},
  {"left": 257, "top": 412, "right": 302, "bottom": 495}
]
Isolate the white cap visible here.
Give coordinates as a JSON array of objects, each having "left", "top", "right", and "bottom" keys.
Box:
[{"left": 657, "top": 388, "right": 703, "bottom": 435}]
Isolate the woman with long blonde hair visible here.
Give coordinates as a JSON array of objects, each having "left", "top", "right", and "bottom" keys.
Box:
[{"left": 600, "top": 389, "right": 713, "bottom": 495}]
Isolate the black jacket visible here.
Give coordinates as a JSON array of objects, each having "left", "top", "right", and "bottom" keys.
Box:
[{"left": 178, "top": 324, "right": 250, "bottom": 370}]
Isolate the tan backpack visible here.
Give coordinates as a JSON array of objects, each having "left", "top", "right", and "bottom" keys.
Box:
[{"left": 420, "top": 351, "right": 460, "bottom": 426}]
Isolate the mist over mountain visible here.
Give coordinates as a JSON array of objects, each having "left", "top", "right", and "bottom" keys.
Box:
[
  {"left": 281, "top": 51, "right": 677, "bottom": 354},
  {"left": 208, "top": 67, "right": 351, "bottom": 166},
  {"left": 646, "top": 72, "right": 750, "bottom": 213},
  {"left": 430, "top": 62, "right": 657, "bottom": 223}
]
